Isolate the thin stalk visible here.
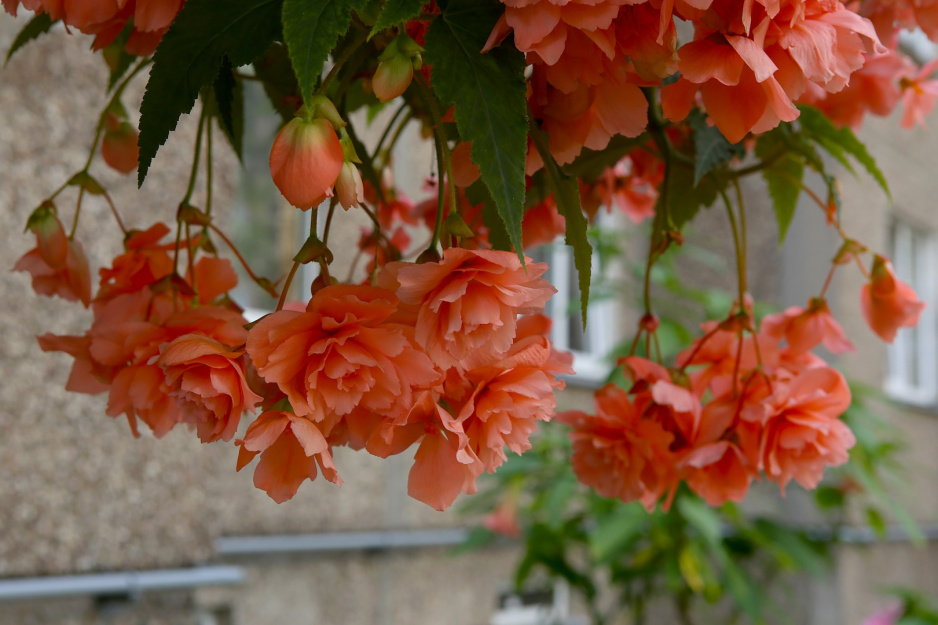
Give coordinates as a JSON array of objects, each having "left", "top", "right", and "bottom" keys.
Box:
[
  {"left": 69, "top": 187, "right": 85, "bottom": 239},
  {"left": 185, "top": 222, "right": 197, "bottom": 296},
  {"left": 323, "top": 200, "right": 337, "bottom": 246},
  {"left": 720, "top": 189, "right": 747, "bottom": 303},
  {"left": 181, "top": 106, "right": 207, "bottom": 206},
  {"left": 372, "top": 102, "right": 410, "bottom": 161},
  {"left": 208, "top": 223, "right": 270, "bottom": 287},
  {"left": 276, "top": 262, "right": 301, "bottom": 311},
  {"left": 415, "top": 73, "right": 456, "bottom": 249},
  {"left": 102, "top": 191, "right": 127, "bottom": 234},
  {"left": 205, "top": 117, "right": 214, "bottom": 216}
]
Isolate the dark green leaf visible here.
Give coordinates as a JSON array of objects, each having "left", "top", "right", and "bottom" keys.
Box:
[
  {"left": 662, "top": 159, "right": 719, "bottom": 229},
  {"left": 797, "top": 105, "right": 890, "bottom": 198},
  {"left": 137, "top": 0, "right": 282, "bottom": 186},
  {"left": 690, "top": 110, "right": 744, "bottom": 185},
  {"left": 469, "top": 180, "right": 512, "bottom": 251},
  {"left": 5, "top": 13, "right": 55, "bottom": 66},
  {"left": 282, "top": 0, "right": 365, "bottom": 106},
  {"left": 254, "top": 43, "right": 301, "bottom": 123},
  {"left": 530, "top": 121, "right": 592, "bottom": 325},
  {"left": 371, "top": 0, "right": 426, "bottom": 37},
  {"left": 814, "top": 485, "right": 846, "bottom": 510},
  {"left": 213, "top": 57, "right": 245, "bottom": 160},
  {"left": 424, "top": 0, "right": 528, "bottom": 260},
  {"left": 67, "top": 172, "right": 106, "bottom": 196}
]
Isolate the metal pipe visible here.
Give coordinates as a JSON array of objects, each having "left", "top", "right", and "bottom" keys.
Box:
[{"left": 215, "top": 528, "right": 470, "bottom": 557}]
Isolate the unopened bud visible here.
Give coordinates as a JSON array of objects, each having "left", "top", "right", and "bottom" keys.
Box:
[
  {"left": 443, "top": 212, "right": 475, "bottom": 238},
  {"left": 336, "top": 162, "right": 365, "bottom": 210}
]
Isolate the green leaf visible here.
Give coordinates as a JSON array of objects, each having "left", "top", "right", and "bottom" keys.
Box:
[
  {"left": 866, "top": 506, "right": 887, "bottom": 537},
  {"left": 677, "top": 497, "right": 723, "bottom": 547},
  {"left": 689, "top": 110, "right": 744, "bottom": 185},
  {"left": 469, "top": 180, "right": 512, "bottom": 251},
  {"left": 530, "top": 122, "right": 592, "bottom": 325},
  {"left": 67, "top": 172, "right": 106, "bottom": 196},
  {"left": 254, "top": 43, "right": 301, "bottom": 123},
  {"left": 5, "top": 13, "right": 55, "bottom": 66},
  {"left": 662, "top": 159, "right": 719, "bottom": 229},
  {"left": 213, "top": 57, "right": 245, "bottom": 160},
  {"left": 371, "top": 0, "right": 426, "bottom": 37},
  {"left": 762, "top": 156, "right": 803, "bottom": 243},
  {"left": 424, "top": 0, "right": 528, "bottom": 260},
  {"left": 282, "top": 0, "right": 365, "bottom": 106},
  {"left": 137, "top": 0, "right": 282, "bottom": 186},
  {"left": 589, "top": 504, "right": 646, "bottom": 562},
  {"left": 797, "top": 105, "right": 890, "bottom": 199}
]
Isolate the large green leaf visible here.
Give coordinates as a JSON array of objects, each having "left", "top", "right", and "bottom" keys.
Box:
[
  {"left": 253, "top": 43, "right": 301, "bottom": 124},
  {"left": 212, "top": 57, "right": 245, "bottom": 160},
  {"left": 5, "top": 12, "right": 55, "bottom": 66},
  {"left": 424, "top": 0, "right": 528, "bottom": 259},
  {"left": 756, "top": 131, "right": 803, "bottom": 243},
  {"left": 137, "top": 0, "right": 282, "bottom": 185},
  {"left": 530, "top": 122, "right": 593, "bottom": 325},
  {"left": 282, "top": 0, "right": 366, "bottom": 106},
  {"left": 797, "top": 105, "right": 890, "bottom": 199},
  {"left": 370, "top": 0, "right": 426, "bottom": 37}
]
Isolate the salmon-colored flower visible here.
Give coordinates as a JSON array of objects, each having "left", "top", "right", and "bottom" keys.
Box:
[
  {"left": 246, "top": 285, "right": 440, "bottom": 430},
  {"left": 522, "top": 196, "right": 566, "bottom": 249},
  {"left": 860, "top": 255, "right": 925, "bottom": 342},
  {"left": 13, "top": 208, "right": 92, "bottom": 307},
  {"left": 899, "top": 58, "right": 938, "bottom": 129},
  {"left": 237, "top": 410, "right": 341, "bottom": 503},
  {"left": 335, "top": 162, "right": 364, "bottom": 210},
  {"left": 387, "top": 249, "right": 555, "bottom": 371},
  {"left": 761, "top": 366, "right": 854, "bottom": 491},
  {"left": 560, "top": 384, "right": 676, "bottom": 511},
  {"left": 101, "top": 113, "right": 140, "bottom": 175},
  {"left": 158, "top": 334, "right": 261, "bottom": 443},
  {"left": 761, "top": 298, "right": 855, "bottom": 354},
  {"left": 269, "top": 116, "right": 344, "bottom": 210}
]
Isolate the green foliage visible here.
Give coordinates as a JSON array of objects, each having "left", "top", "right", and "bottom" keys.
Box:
[
  {"left": 253, "top": 43, "right": 301, "bottom": 124},
  {"left": 370, "top": 0, "right": 426, "bottom": 37},
  {"left": 424, "top": 0, "right": 528, "bottom": 260},
  {"left": 797, "top": 105, "right": 890, "bottom": 199},
  {"left": 530, "top": 122, "right": 592, "bottom": 326},
  {"left": 138, "top": 0, "right": 282, "bottom": 186},
  {"left": 689, "top": 110, "right": 745, "bottom": 185},
  {"left": 282, "top": 0, "right": 367, "bottom": 106},
  {"left": 4, "top": 12, "right": 55, "bottom": 66},
  {"left": 756, "top": 130, "right": 804, "bottom": 243},
  {"left": 661, "top": 158, "right": 720, "bottom": 230},
  {"left": 212, "top": 58, "right": 245, "bottom": 160}
]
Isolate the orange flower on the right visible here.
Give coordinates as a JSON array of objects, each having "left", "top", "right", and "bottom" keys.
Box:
[{"left": 861, "top": 255, "right": 926, "bottom": 343}]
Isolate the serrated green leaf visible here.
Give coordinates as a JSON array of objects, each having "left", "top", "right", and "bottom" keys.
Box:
[
  {"left": 690, "top": 110, "right": 744, "bottom": 185},
  {"left": 137, "top": 0, "right": 282, "bottom": 186},
  {"left": 797, "top": 105, "right": 890, "bottom": 199},
  {"left": 5, "top": 13, "right": 55, "bottom": 66},
  {"left": 213, "top": 57, "right": 244, "bottom": 160},
  {"left": 763, "top": 157, "right": 803, "bottom": 243},
  {"left": 282, "top": 0, "right": 365, "bottom": 106},
  {"left": 254, "top": 43, "right": 301, "bottom": 123},
  {"left": 469, "top": 180, "right": 512, "bottom": 251},
  {"left": 371, "top": 0, "right": 426, "bottom": 37},
  {"left": 424, "top": 0, "right": 528, "bottom": 261},
  {"left": 663, "top": 160, "right": 719, "bottom": 229},
  {"left": 529, "top": 122, "right": 592, "bottom": 325}
]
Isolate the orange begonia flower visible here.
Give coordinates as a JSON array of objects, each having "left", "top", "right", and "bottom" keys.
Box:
[
  {"left": 101, "top": 113, "right": 140, "bottom": 175},
  {"left": 237, "top": 410, "right": 341, "bottom": 503},
  {"left": 247, "top": 285, "right": 440, "bottom": 430},
  {"left": 13, "top": 210, "right": 92, "bottom": 307},
  {"left": 860, "top": 255, "right": 926, "bottom": 342},
  {"left": 387, "top": 249, "right": 555, "bottom": 371},
  {"left": 761, "top": 298, "right": 855, "bottom": 354},
  {"left": 158, "top": 335, "right": 262, "bottom": 443}
]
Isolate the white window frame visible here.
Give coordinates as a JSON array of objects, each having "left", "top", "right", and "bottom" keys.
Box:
[{"left": 884, "top": 218, "right": 938, "bottom": 406}]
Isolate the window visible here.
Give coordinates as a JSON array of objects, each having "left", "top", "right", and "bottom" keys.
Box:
[
  {"left": 531, "top": 233, "right": 617, "bottom": 386},
  {"left": 885, "top": 217, "right": 938, "bottom": 405}
]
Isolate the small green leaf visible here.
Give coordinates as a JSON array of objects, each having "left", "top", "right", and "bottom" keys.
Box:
[
  {"left": 5, "top": 13, "right": 55, "bottom": 66},
  {"left": 866, "top": 506, "right": 887, "bottom": 537},
  {"left": 282, "top": 0, "right": 366, "bottom": 106},
  {"left": 137, "top": 0, "right": 282, "bottom": 186},
  {"left": 814, "top": 485, "right": 846, "bottom": 510},
  {"left": 798, "top": 105, "right": 890, "bottom": 199},
  {"left": 102, "top": 22, "right": 136, "bottom": 91},
  {"left": 213, "top": 57, "right": 245, "bottom": 160},
  {"left": 690, "top": 110, "right": 744, "bottom": 185},
  {"left": 67, "top": 172, "right": 106, "bottom": 196},
  {"left": 424, "top": 0, "right": 528, "bottom": 261},
  {"left": 662, "top": 160, "right": 719, "bottom": 229},
  {"left": 530, "top": 122, "right": 592, "bottom": 325},
  {"left": 370, "top": 0, "right": 426, "bottom": 37}
]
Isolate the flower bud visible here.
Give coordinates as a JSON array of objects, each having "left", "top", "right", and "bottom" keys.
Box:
[
  {"left": 269, "top": 117, "right": 344, "bottom": 210},
  {"left": 101, "top": 113, "right": 140, "bottom": 175},
  {"left": 336, "top": 162, "right": 364, "bottom": 210},
  {"left": 373, "top": 35, "right": 423, "bottom": 102}
]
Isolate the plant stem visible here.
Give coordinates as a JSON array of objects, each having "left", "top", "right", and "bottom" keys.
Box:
[{"left": 181, "top": 105, "right": 207, "bottom": 206}]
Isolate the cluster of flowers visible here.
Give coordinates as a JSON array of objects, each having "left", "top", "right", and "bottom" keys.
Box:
[
  {"left": 488, "top": 0, "right": 938, "bottom": 163},
  {"left": 562, "top": 274, "right": 923, "bottom": 508},
  {"left": 16, "top": 209, "right": 573, "bottom": 509}
]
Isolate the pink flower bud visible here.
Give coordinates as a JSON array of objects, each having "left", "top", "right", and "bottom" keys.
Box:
[
  {"left": 335, "top": 162, "right": 364, "bottom": 210},
  {"left": 269, "top": 117, "right": 344, "bottom": 210}
]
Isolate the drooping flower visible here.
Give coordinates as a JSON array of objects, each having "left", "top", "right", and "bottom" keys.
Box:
[
  {"left": 157, "top": 334, "right": 262, "bottom": 443},
  {"left": 860, "top": 254, "right": 925, "bottom": 342},
  {"left": 761, "top": 298, "right": 855, "bottom": 354},
  {"left": 101, "top": 113, "right": 140, "bottom": 175},
  {"left": 269, "top": 116, "right": 344, "bottom": 210},
  {"left": 335, "top": 162, "right": 364, "bottom": 210},
  {"left": 236, "top": 410, "right": 342, "bottom": 503},
  {"left": 13, "top": 208, "right": 92, "bottom": 307},
  {"left": 386, "top": 249, "right": 555, "bottom": 371}
]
